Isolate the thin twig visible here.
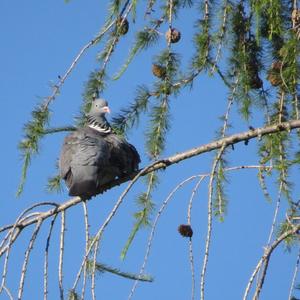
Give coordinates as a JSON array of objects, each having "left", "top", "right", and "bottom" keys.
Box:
[
  {"left": 188, "top": 239, "right": 196, "bottom": 300},
  {"left": 188, "top": 177, "right": 205, "bottom": 300},
  {"left": 3, "top": 286, "right": 13, "bottom": 300},
  {"left": 44, "top": 215, "right": 58, "bottom": 300},
  {"left": 221, "top": 76, "right": 239, "bottom": 137},
  {"left": 210, "top": 1, "right": 228, "bottom": 74},
  {"left": 58, "top": 211, "right": 66, "bottom": 300},
  {"left": 288, "top": 247, "right": 300, "bottom": 300},
  {"left": 200, "top": 144, "right": 226, "bottom": 300},
  {"left": 81, "top": 201, "right": 89, "bottom": 300},
  {"left": 267, "top": 181, "right": 283, "bottom": 245},
  {"left": 91, "top": 242, "right": 97, "bottom": 300},
  {"left": 255, "top": 181, "right": 283, "bottom": 288},
  {"left": 0, "top": 202, "right": 58, "bottom": 293},
  {"left": 0, "top": 231, "right": 12, "bottom": 254},
  {"left": 18, "top": 219, "right": 43, "bottom": 300},
  {"left": 243, "top": 224, "right": 300, "bottom": 300}
]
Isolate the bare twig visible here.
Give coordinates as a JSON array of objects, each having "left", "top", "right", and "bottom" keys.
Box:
[
  {"left": 243, "top": 224, "right": 300, "bottom": 300},
  {"left": 0, "top": 231, "right": 12, "bottom": 255},
  {"left": 188, "top": 177, "right": 205, "bottom": 300},
  {"left": 200, "top": 144, "right": 226, "bottom": 300},
  {"left": 288, "top": 247, "right": 300, "bottom": 300},
  {"left": 81, "top": 201, "right": 89, "bottom": 300},
  {"left": 3, "top": 286, "right": 13, "bottom": 300},
  {"left": 58, "top": 211, "right": 66, "bottom": 300},
  {"left": 188, "top": 239, "right": 196, "bottom": 300},
  {"left": 220, "top": 76, "right": 239, "bottom": 137},
  {"left": 44, "top": 215, "right": 58, "bottom": 300},
  {"left": 0, "top": 202, "right": 58, "bottom": 294},
  {"left": 267, "top": 182, "right": 283, "bottom": 245},
  {"left": 255, "top": 181, "right": 283, "bottom": 288},
  {"left": 18, "top": 219, "right": 43, "bottom": 300}
]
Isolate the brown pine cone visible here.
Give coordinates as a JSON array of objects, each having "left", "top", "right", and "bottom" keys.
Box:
[
  {"left": 165, "top": 28, "right": 181, "bottom": 43},
  {"left": 178, "top": 224, "right": 193, "bottom": 238},
  {"left": 267, "top": 61, "right": 283, "bottom": 86},
  {"left": 117, "top": 17, "right": 129, "bottom": 35},
  {"left": 152, "top": 64, "right": 166, "bottom": 78}
]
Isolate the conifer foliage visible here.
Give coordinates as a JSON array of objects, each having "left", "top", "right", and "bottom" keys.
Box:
[{"left": 4, "top": 0, "right": 300, "bottom": 299}]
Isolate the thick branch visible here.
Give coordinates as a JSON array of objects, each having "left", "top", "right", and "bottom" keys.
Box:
[{"left": 2, "top": 119, "right": 300, "bottom": 235}]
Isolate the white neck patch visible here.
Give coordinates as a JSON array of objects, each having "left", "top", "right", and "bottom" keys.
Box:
[{"left": 88, "top": 123, "right": 112, "bottom": 133}]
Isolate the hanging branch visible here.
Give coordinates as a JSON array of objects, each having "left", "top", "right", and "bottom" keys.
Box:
[
  {"left": 243, "top": 223, "right": 300, "bottom": 300},
  {"left": 18, "top": 219, "right": 43, "bottom": 300},
  {"left": 200, "top": 144, "right": 226, "bottom": 300},
  {"left": 267, "top": 182, "right": 283, "bottom": 245},
  {"left": 187, "top": 177, "right": 205, "bottom": 300},
  {"left": 58, "top": 211, "right": 66, "bottom": 300},
  {"left": 288, "top": 247, "right": 300, "bottom": 300},
  {"left": 3, "top": 286, "right": 13, "bottom": 300},
  {"left": 81, "top": 201, "right": 90, "bottom": 300},
  {"left": 255, "top": 180, "right": 283, "bottom": 292},
  {"left": 0, "top": 202, "right": 59, "bottom": 295},
  {"left": 44, "top": 215, "right": 58, "bottom": 300}
]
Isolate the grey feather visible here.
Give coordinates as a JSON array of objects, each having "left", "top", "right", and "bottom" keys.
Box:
[{"left": 59, "top": 99, "right": 140, "bottom": 199}]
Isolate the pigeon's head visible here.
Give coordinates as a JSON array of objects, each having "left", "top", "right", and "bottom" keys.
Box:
[
  {"left": 86, "top": 99, "right": 112, "bottom": 133},
  {"left": 89, "top": 99, "right": 110, "bottom": 117}
]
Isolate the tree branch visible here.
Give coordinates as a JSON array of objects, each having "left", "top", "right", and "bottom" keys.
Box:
[
  {"left": 243, "top": 223, "right": 300, "bottom": 300},
  {"left": 43, "top": 126, "right": 76, "bottom": 135},
  {"left": 2, "top": 119, "right": 300, "bottom": 240}
]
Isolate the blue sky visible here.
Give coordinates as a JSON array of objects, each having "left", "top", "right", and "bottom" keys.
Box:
[{"left": 1, "top": 0, "right": 299, "bottom": 299}]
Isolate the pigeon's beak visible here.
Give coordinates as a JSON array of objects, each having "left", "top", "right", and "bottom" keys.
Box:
[{"left": 103, "top": 106, "right": 111, "bottom": 114}]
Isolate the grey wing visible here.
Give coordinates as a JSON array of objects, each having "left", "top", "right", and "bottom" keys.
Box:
[
  {"left": 59, "top": 134, "right": 76, "bottom": 182},
  {"left": 59, "top": 129, "right": 110, "bottom": 188},
  {"left": 107, "top": 134, "right": 140, "bottom": 175}
]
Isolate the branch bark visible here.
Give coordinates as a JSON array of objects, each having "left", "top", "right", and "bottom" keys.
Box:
[
  {"left": 244, "top": 223, "right": 300, "bottom": 300},
  {"left": 2, "top": 119, "right": 300, "bottom": 239}
]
